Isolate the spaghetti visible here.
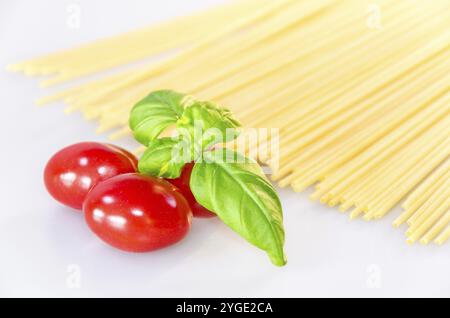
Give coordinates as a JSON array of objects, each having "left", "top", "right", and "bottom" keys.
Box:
[{"left": 9, "top": 0, "right": 450, "bottom": 245}]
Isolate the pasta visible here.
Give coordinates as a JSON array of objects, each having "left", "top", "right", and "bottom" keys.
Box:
[{"left": 9, "top": 0, "right": 450, "bottom": 245}]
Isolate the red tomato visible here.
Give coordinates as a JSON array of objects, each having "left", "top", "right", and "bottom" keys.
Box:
[
  {"left": 83, "top": 173, "right": 192, "bottom": 252},
  {"left": 44, "top": 142, "right": 138, "bottom": 210},
  {"left": 168, "top": 162, "right": 216, "bottom": 218}
]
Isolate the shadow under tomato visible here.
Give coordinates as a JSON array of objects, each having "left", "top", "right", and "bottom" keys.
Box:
[{"left": 44, "top": 207, "right": 224, "bottom": 284}]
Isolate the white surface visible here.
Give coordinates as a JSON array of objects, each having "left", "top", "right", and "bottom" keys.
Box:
[{"left": 0, "top": 0, "right": 448, "bottom": 298}]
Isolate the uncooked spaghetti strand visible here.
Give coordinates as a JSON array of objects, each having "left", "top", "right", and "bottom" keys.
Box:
[
  {"left": 10, "top": 0, "right": 273, "bottom": 75},
  {"left": 176, "top": 0, "right": 366, "bottom": 96},
  {"left": 229, "top": 0, "right": 412, "bottom": 119},
  {"left": 262, "top": 38, "right": 450, "bottom": 175},
  {"left": 258, "top": 47, "right": 450, "bottom": 171},
  {"left": 54, "top": 1, "right": 448, "bottom": 128},
  {"left": 276, "top": 41, "right": 450, "bottom": 188},
  {"left": 407, "top": 197, "right": 450, "bottom": 244},
  {"left": 83, "top": 0, "right": 344, "bottom": 118},
  {"left": 402, "top": 158, "right": 450, "bottom": 209},
  {"left": 394, "top": 167, "right": 450, "bottom": 227},
  {"left": 268, "top": 30, "right": 450, "bottom": 145},
  {"left": 36, "top": 68, "right": 137, "bottom": 106},
  {"left": 201, "top": 2, "right": 444, "bottom": 104},
  {"left": 275, "top": 47, "right": 450, "bottom": 171},
  {"left": 39, "top": 0, "right": 302, "bottom": 84},
  {"left": 406, "top": 177, "right": 450, "bottom": 231},
  {"left": 366, "top": 135, "right": 450, "bottom": 219},
  {"left": 400, "top": 163, "right": 450, "bottom": 225},
  {"left": 420, "top": 211, "right": 450, "bottom": 245},
  {"left": 359, "top": 135, "right": 449, "bottom": 220},
  {"left": 279, "top": 71, "right": 450, "bottom": 190},
  {"left": 67, "top": 0, "right": 338, "bottom": 108},
  {"left": 204, "top": 0, "right": 448, "bottom": 108},
  {"left": 321, "top": 108, "right": 450, "bottom": 211},
  {"left": 39, "top": 0, "right": 299, "bottom": 87},
  {"left": 292, "top": 97, "right": 449, "bottom": 195},
  {"left": 435, "top": 226, "right": 450, "bottom": 245},
  {"left": 311, "top": 84, "right": 450, "bottom": 202},
  {"left": 342, "top": 151, "right": 449, "bottom": 216}
]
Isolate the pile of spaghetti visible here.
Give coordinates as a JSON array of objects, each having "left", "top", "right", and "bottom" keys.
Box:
[{"left": 9, "top": 0, "right": 450, "bottom": 245}]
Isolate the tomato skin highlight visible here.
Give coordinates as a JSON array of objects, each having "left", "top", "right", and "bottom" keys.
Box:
[
  {"left": 168, "top": 163, "right": 216, "bottom": 218},
  {"left": 44, "top": 142, "right": 138, "bottom": 210},
  {"left": 83, "top": 173, "right": 192, "bottom": 252}
]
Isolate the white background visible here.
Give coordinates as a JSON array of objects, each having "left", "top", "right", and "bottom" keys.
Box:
[{"left": 0, "top": 0, "right": 448, "bottom": 298}]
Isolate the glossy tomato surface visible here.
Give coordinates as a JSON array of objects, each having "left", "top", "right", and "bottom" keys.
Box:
[
  {"left": 44, "top": 142, "right": 138, "bottom": 209},
  {"left": 168, "top": 162, "right": 216, "bottom": 218},
  {"left": 83, "top": 173, "right": 192, "bottom": 252}
]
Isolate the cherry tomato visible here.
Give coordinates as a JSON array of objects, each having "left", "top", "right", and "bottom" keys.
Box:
[
  {"left": 83, "top": 173, "right": 192, "bottom": 252},
  {"left": 168, "top": 162, "right": 216, "bottom": 218},
  {"left": 44, "top": 142, "right": 138, "bottom": 210}
]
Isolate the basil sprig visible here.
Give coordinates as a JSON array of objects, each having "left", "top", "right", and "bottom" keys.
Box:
[{"left": 129, "top": 90, "right": 287, "bottom": 266}]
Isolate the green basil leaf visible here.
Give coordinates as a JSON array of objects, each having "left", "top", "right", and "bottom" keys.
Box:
[
  {"left": 138, "top": 137, "right": 191, "bottom": 178},
  {"left": 129, "top": 90, "right": 193, "bottom": 146},
  {"left": 177, "top": 101, "right": 241, "bottom": 150},
  {"left": 190, "top": 148, "right": 286, "bottom": 266}
]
